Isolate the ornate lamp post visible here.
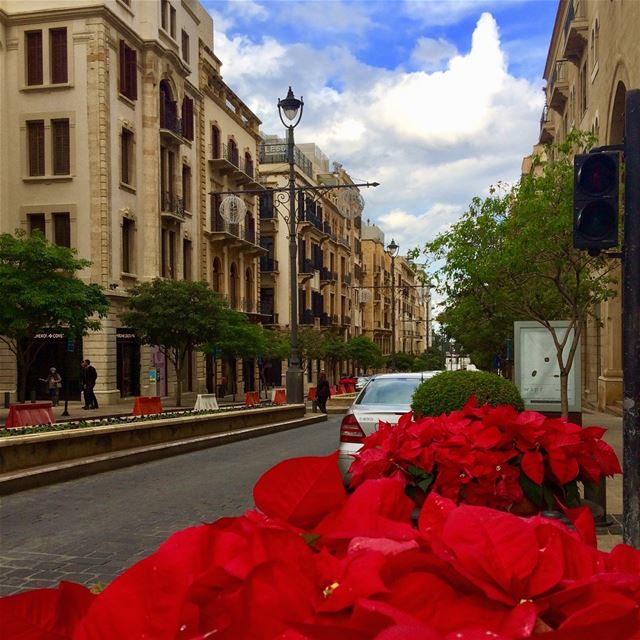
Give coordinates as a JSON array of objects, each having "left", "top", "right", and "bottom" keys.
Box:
[
  {"left": 386, "top": 238, "right": 399, "bottom": 370},
  {"left": 278, "top": 87, "right": 304, "bottom": 404}
]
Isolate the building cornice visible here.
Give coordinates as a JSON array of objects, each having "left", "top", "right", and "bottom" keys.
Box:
[{"left": 543, "top": 0, "right": 568, "bottom": 80}]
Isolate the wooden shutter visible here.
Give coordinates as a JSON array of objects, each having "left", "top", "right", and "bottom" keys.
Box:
[
  {"left": 27, "top": 121, "right": 45, "bottom": 176},
  {"left": 126, "top": 45, "right": 137, "bottom": 100},
  {"left": 26, "top": 31, "right": 43, "bottom": 85},
  {"left": 52, "top": 119, "right": 70, "bottom": 175},
  {"left": 50, "top": 28, "right": 68, "bottom": 84},
  {"left": 121, "top": 129, "right": 131, "bottom": 184},
  {"left": 182, "top": 97, "right": 193, "bottom": 141},
  {"left": 53, "top": 212, "right": 71, "bottom": 247}
]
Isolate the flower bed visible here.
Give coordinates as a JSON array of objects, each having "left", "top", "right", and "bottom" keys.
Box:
[
  {"left": 1, "top": 451, "right": 638, "bottom": 638},
  {"left": 349, "top": 399, "right": 621, "bottom": 518}
]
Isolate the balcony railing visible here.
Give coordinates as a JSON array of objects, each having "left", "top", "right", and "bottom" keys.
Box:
[
  {"left": 342, "top": 315, "right": 351, "bottom": 326},
  {"left": 320, "top": 312, "right": 330, "bottom": 326},
  {"left": 300, "top": 309, "right": 314, "bottom": 325},
  {"left": 211, "top": 213, "right": 256, "bottom": 244},
  {"left": 161, "top": 193, "right": 185, "bottom": 219},
  {"left": 320, "top": 267, "right": 337, "bottom": 282},
  {"left": 342, "top": 273, "right": 352, "bottom": 285},
  {"left": 160, "top": 109, "right": 182, "bottom": 137},
  {"left": 299, "top": 257, "right": 314, "bottom": 274},
  {"left": 338, "top": 237, "right": 350, "bottom": 249},
  {"left": 218, "top": 294, "right": 263, "bottom": 314},
  {"left": 259, "top": 142, "right": 313, "bottom": 178},
  {"left": 260, "top": 256, "right": 279, "bottom": 272}
]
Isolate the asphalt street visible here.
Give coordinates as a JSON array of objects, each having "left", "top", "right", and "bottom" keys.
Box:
[{"left": 0, "top": 415, "right": 342, "bottom": 596}]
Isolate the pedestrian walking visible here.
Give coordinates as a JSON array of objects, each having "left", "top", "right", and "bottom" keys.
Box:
[
  {"left": 40, "top": 367, "right": 62, "bottom": 406},
  {"left": 82, "top": 359, "right": 99, "bottom": 409},
  {"left": 316, "top": 372, "right": 331, "bottom": 414}
]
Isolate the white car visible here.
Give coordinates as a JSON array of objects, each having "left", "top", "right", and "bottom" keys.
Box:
[
  {"left": 354, "top": 376, "right": 370, "bottom": 391},
  {"left": 338, "top": 371, "right": 441, "bottom": 480}
]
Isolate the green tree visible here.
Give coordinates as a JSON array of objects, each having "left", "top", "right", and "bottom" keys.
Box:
[
  {"left": 0, "top": 230, "right": 109, "bottom": 402},
  {"left": 344, "top": 335, "right": 383, "bottom": 373},
  {"left": 321, "top": 331, "right": 347, "bottom": 382},
  {"left": 294, "top": 327, "right": 325, "bottom": 375},
  {"left": 121, "top": 278, "right": 228, "bottom": 406},
  {"left": 411, "top": 346, "right": 446, "bottom": 372},
  {"left": 422, "top": 133, "right": 618, "bottom": 417},
  {"left": 389, "top": 351, "right": 415, "bottom": 372}
]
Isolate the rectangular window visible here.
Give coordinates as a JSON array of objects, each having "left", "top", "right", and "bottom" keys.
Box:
[
  {"left": 161, "top": 0, "right": 168, "bottom": 31},
  {"left": 170, "top": 5, "right": 176, "bottom": 38},
  {"left": 182, "top": 164, "right": 191, "bottom": 212},
  {"left": 28, "top": 213, "right": 46, "bottom": 236},
  {"left": 121, "top": 128, "right": 134, "bottom": 185},
  {"left": 51, "top": 119, "right": 70, "bottom": 175},
  {"left": 27, "top": 120, "right": 45, "bottom": 176},
  {"left": 50, "top": 28, "right": 68, "bottom": 84},
  {"left": 26, "top": 31, "right": 43, "bottom": 85},
  {"left": 181, "top": 97, "right": 194, "bottom": 141},
  {"left": 161, "top": 228, "right": 168, "bottom": 277},
  {"left": 181, "top": 30, "right": 190, "bottom": 63},
  {"left": 122, "top": 218, "right": 134, "bottom": 273},
  {"left": 168, "top": 230, "right": 176, "bottom": 279},
  {"left": 183, "top": 239, "right": 192, "bottom": 280},
  {"left": 580, "top": 61, "right": 587, "bottom": 115},
  {"left": 119, "top": 40, "right": 137, "bottom": 100},
  {"left": 53, "top": 212, "right": 71, "bottom": 247}
]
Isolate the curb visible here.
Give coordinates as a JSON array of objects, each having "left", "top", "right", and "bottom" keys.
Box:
[{"left": 0, "top": 413, "right": 327, "bottom": 495}]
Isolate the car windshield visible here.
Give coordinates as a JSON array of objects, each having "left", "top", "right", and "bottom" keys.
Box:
[{"left": 355, "top": 377, "right": 423, "bottom": 406}]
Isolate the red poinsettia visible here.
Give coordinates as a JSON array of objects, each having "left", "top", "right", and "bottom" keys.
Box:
[
  {"left": 348, "top": 399, "right": 621, "bottom": 518},
  {"left": 1, "top": 452, "right": 638, "bottom": 640}
]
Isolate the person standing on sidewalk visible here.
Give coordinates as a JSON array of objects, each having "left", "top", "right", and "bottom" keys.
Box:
[
  {"left": 82, "top": 359, "right": 99, "bottom": 409},
  {"left": 40, "top": 367, "right": 62, "bottom": 406},
  {"left": 316, "top": 372, "right": 331, "bottom": 414}
]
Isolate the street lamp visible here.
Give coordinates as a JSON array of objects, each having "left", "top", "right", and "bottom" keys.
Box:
[
  {"left": 278, "top": 87, "right": 304, "bottom": 404},
  {"left": 386, "top": 238, "right": 399, "bottom": 370}
]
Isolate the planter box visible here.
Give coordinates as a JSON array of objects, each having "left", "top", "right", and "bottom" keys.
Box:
[{"left": 0, "top": 405, "right": 306, "bottom": 474}]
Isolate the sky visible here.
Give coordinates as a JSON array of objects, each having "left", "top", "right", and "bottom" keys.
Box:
[{"left": 202, "top": 0, "right": 558, "bottom": 277}]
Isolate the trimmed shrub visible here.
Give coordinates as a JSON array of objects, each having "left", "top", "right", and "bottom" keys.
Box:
[{"left": 411, "top": 370, "right": 524, "bottom": 416}]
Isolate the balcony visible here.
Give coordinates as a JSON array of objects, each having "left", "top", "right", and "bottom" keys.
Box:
[
  {"left": 320, "top": 312, "right": 330, "bottom": 327},
  {"left": 260, "top": 256, "right": 279, "bottom": 272},
  {"left": 298, "top": 209, "right": 326, "bottom": 240},
  {"left": 320, "top": 267, "right": 337, "bottom": 285},
  {"left": 539, "top": 106, "right": 555, "bottom": 144},
  {"left": 259, "top": 142, "right": 313, "bottom": 178},
  {"left": 298, "top": 257, "right": 314, "bottom": 284},
  {"left": 562, "top": 1, "right": 588, "bottom": 63},
  {"left": 219, "top": 295, "right": 265, "bottom": 316},
  {"left": 209, "top": 212, "right": 265, "bottom": 256},
  {"left": 159, "top": 109, "right": 182, "bottom": 143},
  {"left": 549, "top": 60, "right": 569, "bottom": 114},
  {"left": 342, "top": 315, "right": 351, "bottom": 326},
  {"left": 342, "top": 273, "right": 352, "bottom": 286},
  {"left": 209, "top": 143, "right": 261, "bottom": 188},
  {"left": 338, "top": 237, "right": 350, "bottom": 250},
  {"left": 300, "top": 309, "right": 314, "bottom": 325},
  {"left": 262, "top": 312, "right": 279, "bottom": 326},
  {"left": 160, "top": 193, "right": 185, "bottom": 221}
]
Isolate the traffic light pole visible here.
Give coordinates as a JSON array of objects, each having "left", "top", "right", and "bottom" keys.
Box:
[{"left": 622, "top": 89, "right": 640, "bottom": 548}]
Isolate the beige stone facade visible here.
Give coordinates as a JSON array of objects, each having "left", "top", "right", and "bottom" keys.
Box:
[
  {"left": 526, "top": 0, "right": 639, "bottom": 411},
  {"left": 360, "top": 224, "right": 429, "bottom": 359},
  {"left": 0, "top": 0, "right": 262, "bottom": 404},
  {"left": 258, "top": 138, "right": 366, "bottom": 386}
]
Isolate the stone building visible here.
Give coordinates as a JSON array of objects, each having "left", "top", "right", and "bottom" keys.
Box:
[
  {"left": 360, "top": 223, "right": 429, "bottom": 359},
  {"left": 258, "top": 138, "right": 365, "bottom": 387},
  {"left": 524, "top": 0, "right": 640, "bottom": 411},
  {"left": 0, "top": 0, "right": 262, "bottom": 404}
]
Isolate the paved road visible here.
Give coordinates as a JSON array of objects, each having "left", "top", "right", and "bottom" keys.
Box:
[{"left": 0, "top": 416, "right": 342, "bottom": 596}]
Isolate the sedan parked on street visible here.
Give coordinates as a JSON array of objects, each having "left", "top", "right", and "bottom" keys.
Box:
[
  {"left": 354, "top": 376, "right": 370, "bottom": 391},
  {"left": 338, "top": 371, "right": 441, "bottom": 480}
]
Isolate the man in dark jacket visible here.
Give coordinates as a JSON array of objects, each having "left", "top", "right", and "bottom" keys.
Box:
[
  {"left": 82, "top": 359, "right": 99, "bottom": 409},
  {"left": 316, "top": 372, "right": 331, "bottom": 414}
]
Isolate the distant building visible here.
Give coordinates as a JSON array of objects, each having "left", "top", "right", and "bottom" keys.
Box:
[{"left": 522, "top": 0, "right": 640, "bottom": 411}]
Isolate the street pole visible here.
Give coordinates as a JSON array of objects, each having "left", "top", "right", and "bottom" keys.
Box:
[
  {"left": 391, "top": 253, "right": 396, "bottom": 370},
  {"left": 623, "top": 89, "right": 640, "bottom": 548},
  {"left": 279, "top": 87, "right": 304, "bottom": 405}
]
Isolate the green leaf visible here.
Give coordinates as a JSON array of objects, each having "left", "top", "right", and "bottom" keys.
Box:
[
  {"left": 519, "top": 472, "right": 543, "bottom": 506},
  {"left": 563, "top": 480, "right": 581, "bottom": 507}
]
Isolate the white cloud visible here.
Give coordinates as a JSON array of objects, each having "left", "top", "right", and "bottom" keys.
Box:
[
  {"left": 410, "top": 36, "right": 458, "bottom": 71},
  {"left": 226, "top": 0, "right": 269, "bottom": 21},
  {"left": 212, "top": 9, "right": 543, "bottom": 257}
]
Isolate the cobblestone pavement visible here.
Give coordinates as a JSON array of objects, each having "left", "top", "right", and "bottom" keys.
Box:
[{"left": 0, "top": 417, "right": 341, "bottom": 595}]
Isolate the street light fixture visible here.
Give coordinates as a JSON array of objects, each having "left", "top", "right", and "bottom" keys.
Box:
[
  {"left": 386, "top": 238, "right": 399, "bottom": 370},
  {"left": 278, "top": 86, "right": 305, "bottom": 404}
]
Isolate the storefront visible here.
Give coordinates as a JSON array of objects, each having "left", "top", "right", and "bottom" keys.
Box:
[{"left": 116, "top": 328, "right": 140, "bottom": 398}]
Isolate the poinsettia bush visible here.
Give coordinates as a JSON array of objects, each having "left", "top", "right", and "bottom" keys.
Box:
[
  {"left": 348, "top": 399, "right": 621, "bottom": 515},
  {"left": 1, "top": 452, "right": 639, "bottom": 639}
]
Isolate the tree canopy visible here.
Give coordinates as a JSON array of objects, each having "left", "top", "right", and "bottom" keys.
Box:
[
  {"left": 0, "top": 230, "right": 109, "bottom": 401},
  {"left": 344, "top": 335, "right": 383, "bottom": 373},
  {"left": 121, "top": 278, "right": 228, "bottom": 406},
  {"left": 422, "top": 132, "right": 618, "bottom": 416}
]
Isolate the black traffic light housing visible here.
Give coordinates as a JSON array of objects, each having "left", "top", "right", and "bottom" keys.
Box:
[{"left": 573, "top": 151, "right": 620, "bottom": 255}]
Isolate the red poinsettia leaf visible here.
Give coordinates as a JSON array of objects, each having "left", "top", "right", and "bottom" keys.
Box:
[
  {"left": 417, "top": 492, "right": 457, "bottom": 539},
  {"left": 561, "top": 505, "right": 597, "bottom": 547},
  {"left": 253, "top": 452, "right": 347, "bottom": 529},
  {"left": 605, "top": 544, "right": 640, "bottom": 574},
  {"left": 521, "top": 450, "right": 545, "bottom": 485},
  {"left": 348, "top": 537, "right": 419, "bottom": 557},
  {"left": 581, "top": 426, "right": 607, "bottom": 440},
  {"left": 0, "top": 581, "right": 95, "bottom": 640},
  {"left": 373, "top": 624, "right": 442, "bottom": 639},
  {"left": 547, "top": 449, "right": 580, "bottom": 485}
]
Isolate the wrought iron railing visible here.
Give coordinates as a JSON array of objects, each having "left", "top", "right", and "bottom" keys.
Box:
[
  {"left": 260, "top": 256, "right": 279, "bottom": 272},
  {"left": 161, "top": 193, "right": 185, "bottom": 218},
  {"left": 259, "top": 142, "right": 313, "bottom": 178}
]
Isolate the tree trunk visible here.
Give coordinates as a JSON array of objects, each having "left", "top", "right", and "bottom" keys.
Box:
[{"left": 559, "top": 371, "right": 569, "bottom": 419}]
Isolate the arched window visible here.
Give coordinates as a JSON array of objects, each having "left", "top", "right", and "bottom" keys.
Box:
[
  {"left": 212, "top": 257, "right": 221, "bottom": 292},
  {"left": 244, "top": 151, "right": 253, "bottom": 177},
  {"left": 228, "top": 139, "right": 238, "bottom": 167},
  {"left": 159, "top": 80, "right": 176, "bottom": 130}
]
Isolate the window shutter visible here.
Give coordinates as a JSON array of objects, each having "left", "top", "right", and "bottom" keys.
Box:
[
  {"left": 50, "top": 28, "right": 68, "bottom": 84},
  {"left": 119, "top": 40, "right": 126, "bottom": 94},
  {"left": 27, "top": 121, "right": 45, "bottom": 176},
  {"left": 26, "top": 31, "right": 43, "bottom": 85},
  {"left": 52, "top": 119, "right": 70, "bottom": 175},
  {"left": 53, "top": 212, "right": 71, "bottom": 247}
]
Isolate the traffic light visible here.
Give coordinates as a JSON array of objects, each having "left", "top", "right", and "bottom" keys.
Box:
[{"left": 573, "top": 152, "right": 620, "bottom": 255}]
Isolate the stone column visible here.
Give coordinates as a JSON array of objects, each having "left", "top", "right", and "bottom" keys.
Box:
[
  {"left": 83, "top": 310, "right": 119, "bottom": 406},
  {"left": 598, "top": 277, "right": 623, "bottom": 409}
]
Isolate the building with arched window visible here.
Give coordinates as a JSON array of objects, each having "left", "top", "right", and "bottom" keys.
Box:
[{"left": 524, "top": 0, "right": 640, "bottom": 412}]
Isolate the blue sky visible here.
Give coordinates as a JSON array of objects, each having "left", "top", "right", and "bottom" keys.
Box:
[{"left": 202, "top": 0, "right": 559, "bottom": 261}]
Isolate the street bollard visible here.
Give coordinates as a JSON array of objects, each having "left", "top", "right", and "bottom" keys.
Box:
[
  {"left": 584, "top": 476, "right": 612, "bottom": 527},
  {"left": 312, "top": 399, "right": 317, "bottom": 413},
  {"left": 4, "top": 392, "right": 9, "bottom": 408},
  {"left": 61, "top": 398, "right": 70, "bottom": 417},
  {"left": 30, "top": 390, "right": 36, "bottom": 403}
]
